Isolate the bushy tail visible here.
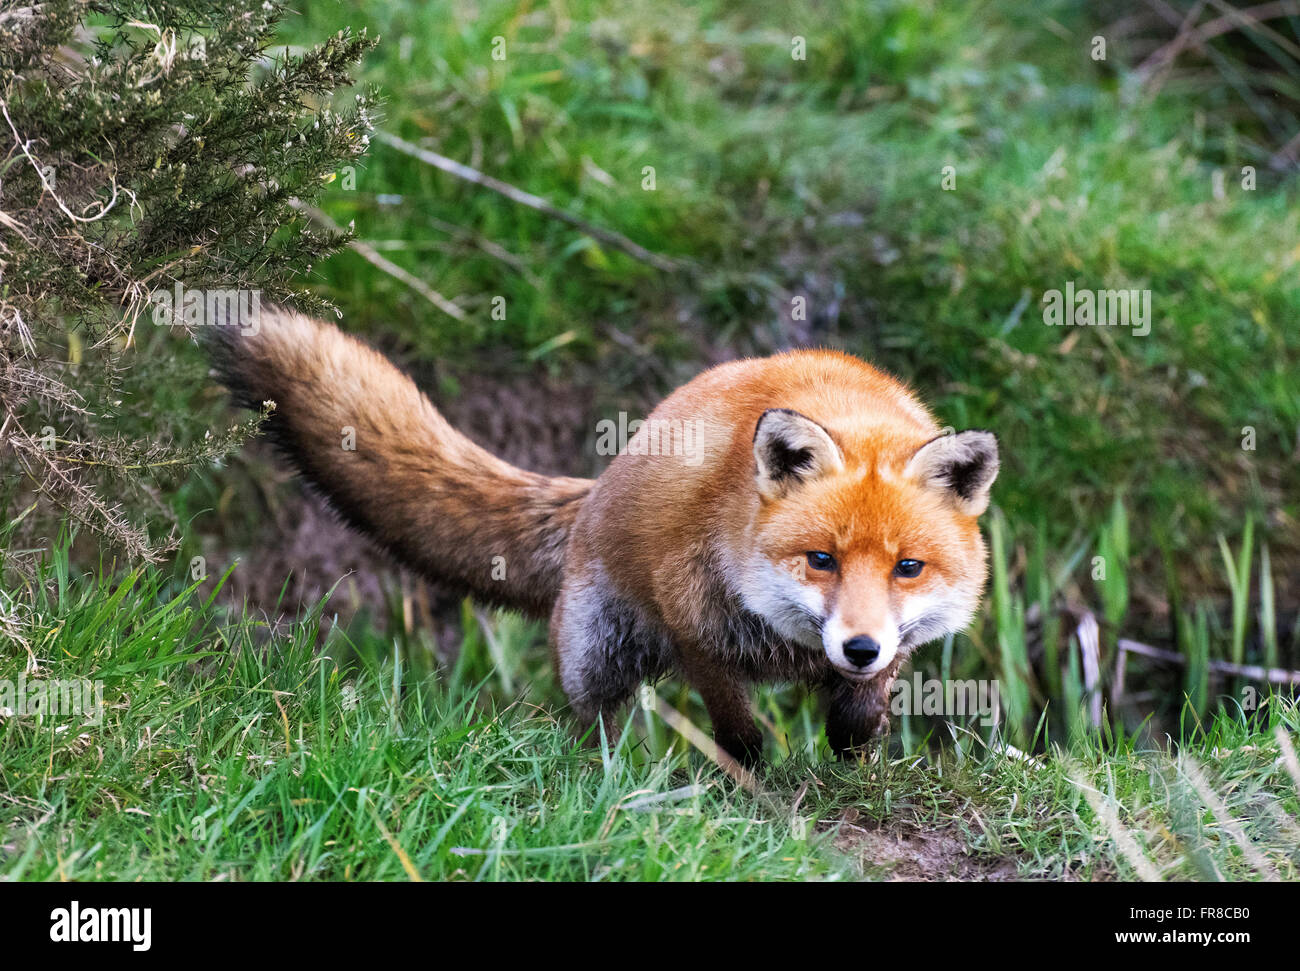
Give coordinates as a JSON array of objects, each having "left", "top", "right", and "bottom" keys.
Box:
[{"left": 209, "top": 307, "right": 592, "bottom": 618}]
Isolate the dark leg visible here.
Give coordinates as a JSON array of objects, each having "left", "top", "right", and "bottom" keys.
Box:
[
  {"left": 676, "top": 642, "right": 763, "bottom": 767},
  {"left": 825, "top": 658, "right": 901, "bottom": 758},
  {"left": 552, "top": 637, "right": 636, "bottom": 751},
  {"left": 552, "top": 588, "right": 659, "bottom": 750}
]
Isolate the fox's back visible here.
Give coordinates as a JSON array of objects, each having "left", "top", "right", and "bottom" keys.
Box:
[{"left": 573, "top": 349, "right": 941, "bottom": 595}]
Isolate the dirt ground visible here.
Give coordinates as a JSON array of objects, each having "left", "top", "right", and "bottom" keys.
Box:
[{"left": 828, "top": 808, "right": 1035, "bottom": 881}]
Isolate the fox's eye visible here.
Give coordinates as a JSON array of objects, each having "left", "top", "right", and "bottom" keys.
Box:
[
  {"left": 806, "top": 551, "right": 837, "bottom": 572},
  {"left": 894, "top": 559, "right": 924, "bottom": 578}
]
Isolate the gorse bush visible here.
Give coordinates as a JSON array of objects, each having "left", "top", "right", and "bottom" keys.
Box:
[{"left": 0, "top": 0, "right": 373, "bottom": 567}]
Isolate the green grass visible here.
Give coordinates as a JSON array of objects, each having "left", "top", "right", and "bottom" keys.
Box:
[
  {"left": 260, "top": 0, "right": 1300, "bottom": 588},
  {"left": 0, "top": 551, "right": 839, "bottom": 880},
  {"left": 231, "top": 0, "right": 1298, "bottom": 674},
  {"left": 2, "top": 546, "right": 1297, "bottom": 881},
  {"left": 6, "top": 0, "right": 1300, "bottom": 880}
]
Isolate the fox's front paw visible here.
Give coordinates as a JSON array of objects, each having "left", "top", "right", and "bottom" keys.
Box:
[
  {"left": 826, "top": 714, "right": 889, "bottom": 760},
  {"left": 714, "top": 728, "right": 765, "bottom": 769},
  {"left": 825, "top": 662, "right": 899, "bottom": 759}
]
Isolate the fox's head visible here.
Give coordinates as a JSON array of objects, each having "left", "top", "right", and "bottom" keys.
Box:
[{"left": 738, "top": 408, "right": 998, "bottom": 681}]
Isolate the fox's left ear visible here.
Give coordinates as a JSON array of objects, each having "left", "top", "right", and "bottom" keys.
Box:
[
  {"left": 905, "top": 430, "right": 999, "bottom": 516},
  {"left": 753, "top": 408, "right": 845, "bottom": 500}
]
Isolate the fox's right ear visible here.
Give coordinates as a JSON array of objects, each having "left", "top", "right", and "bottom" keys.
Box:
[
  {"left": 753, "top": 408, "right": 844, "bottom": 500},
  {"left": 905, "top": 429, "right": 1000, "bottom": 516}
]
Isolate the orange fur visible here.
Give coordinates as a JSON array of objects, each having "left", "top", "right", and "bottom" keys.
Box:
[
  {"left": 214, "top": 312, "right": 999, "bottom": 764},
  {"left": 211, "top": 308, "right": 591, "bottom": 617}
]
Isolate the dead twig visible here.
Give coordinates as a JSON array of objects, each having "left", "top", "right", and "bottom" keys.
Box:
[
  {"left": 1076, "top": 611, "right": 1103, "bottom": 728},
  {"left": 1117, "top": 637, "right": 1300, "bottom": 685},
  {"left": 374, "top": 130, "right": 682, "bottom": 273},
  {"left": 1136, "top": 0, "right": 1300, "bottom": 85},
  {"left": 290, "top": 200, "right": 466, "bottom": 321}
]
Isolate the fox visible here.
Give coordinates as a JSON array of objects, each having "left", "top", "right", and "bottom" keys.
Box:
[{"left": 210, "top": 307, "right": 999, "bottom": 765}]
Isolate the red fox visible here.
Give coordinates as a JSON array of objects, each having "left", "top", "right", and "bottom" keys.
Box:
[{"left": 212, "top": 308, "right": 998, "bottom": 764}]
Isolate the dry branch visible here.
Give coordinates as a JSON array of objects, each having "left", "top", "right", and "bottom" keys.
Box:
[{"left": 374, "top": 130, "right": 682, "bottom": 273}]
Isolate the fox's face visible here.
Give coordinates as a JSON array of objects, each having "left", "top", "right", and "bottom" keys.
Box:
[{"left": 739, "top": 408, "right": 998, "bottom": 680}]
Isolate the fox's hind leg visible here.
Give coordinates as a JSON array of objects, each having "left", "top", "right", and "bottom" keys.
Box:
[
  {"left": 550, "top": 576, "right": 668, "bottom": 748},
  {"left": 824, "top": 658, "right": 901, "bottom": 758}
]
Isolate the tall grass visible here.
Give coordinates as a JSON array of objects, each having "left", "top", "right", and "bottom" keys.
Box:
[{"left": 2, "top": 539, "right": 1296, "bottom": 880}]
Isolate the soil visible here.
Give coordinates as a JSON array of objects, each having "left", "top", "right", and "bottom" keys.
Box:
[{"left": 828, "top": 808, "right": 1028, "bottom": 881}]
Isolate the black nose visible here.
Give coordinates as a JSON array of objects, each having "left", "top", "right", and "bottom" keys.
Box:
[{"left": 842, "top": 636, "right": 880, "bottom": 667}]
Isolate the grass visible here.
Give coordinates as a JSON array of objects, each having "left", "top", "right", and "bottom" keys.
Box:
[
  {"left": 4, "top": 0, "right": 1300, "bottom": 879},
  {"left": 261, "top": 0, "right": 1300, "bottom": 587},
  {"left": 1, "top": 543, "right": 1297, "bottom": 881},
  {"left": 0, "top": 551, "right": 841, "bottom": 880},
  {"left": 0, "top": 559, "right": 807, "bottom": 880},
  {"left": 236, "top": 0, "right": 1299, "bottom": 678}
]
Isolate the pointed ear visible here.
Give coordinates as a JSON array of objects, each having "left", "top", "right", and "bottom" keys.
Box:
[
  {"left": 753, "top": 408, "right": 844, "bottom": 500},
  {"left": 904, "top": 429, "right": 999, "bottom": 515}
]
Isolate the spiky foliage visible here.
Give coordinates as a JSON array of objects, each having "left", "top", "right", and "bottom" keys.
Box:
[{"left": 0, "top": 0, "right": 375, "bottom": 566}]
